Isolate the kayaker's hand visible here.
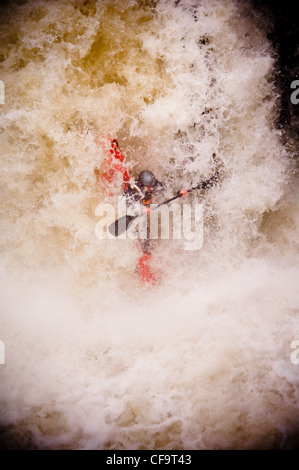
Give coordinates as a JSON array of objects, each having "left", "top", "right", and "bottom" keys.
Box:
[{"left": 180, "top": 189, "right": 188, "bottom": 197}]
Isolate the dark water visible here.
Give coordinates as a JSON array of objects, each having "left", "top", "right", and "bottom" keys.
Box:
[{"left": 252, "top": 0, "right": 299, "bottom": 143}]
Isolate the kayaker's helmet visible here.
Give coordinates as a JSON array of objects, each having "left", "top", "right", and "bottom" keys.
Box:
[{"left": 138, "top": 170, "right": 157, "bottom": 188}]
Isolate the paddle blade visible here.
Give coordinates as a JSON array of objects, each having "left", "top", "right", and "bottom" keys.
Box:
[{"left": 108, "top": 214, "right": 136, "bottom": 237}]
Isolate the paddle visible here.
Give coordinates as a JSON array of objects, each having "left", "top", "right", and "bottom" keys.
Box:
[{"left": 108, "top": 171, "right": 219, "bottom": 237}]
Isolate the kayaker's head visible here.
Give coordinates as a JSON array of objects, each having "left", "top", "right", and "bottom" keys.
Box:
[{"left": 138, "top": 170, "right": 157, "bottom": 191}]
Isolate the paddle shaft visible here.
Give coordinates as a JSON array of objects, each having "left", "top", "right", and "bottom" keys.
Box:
[{"left": 153, "top": 173, "right": 218, "bottom": 212}]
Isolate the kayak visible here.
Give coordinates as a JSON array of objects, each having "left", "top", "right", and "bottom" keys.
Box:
[
  {"left": 94, "top": 138, "right": 130, "bottom": 195},
  {"left": 95, "top": 138, "right": 158, "bottom": 286},
  {"left": 136, "top": 250, "right": 158, "bottom": 286}
]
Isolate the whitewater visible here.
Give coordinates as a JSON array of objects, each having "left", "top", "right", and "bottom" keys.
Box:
[{"left": 0, "top": 0, "right": 298, "bottom": 449}]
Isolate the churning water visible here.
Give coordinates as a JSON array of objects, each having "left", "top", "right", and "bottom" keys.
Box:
[{"left": 0, "top": 0, "right": 298, "bottom": 449}]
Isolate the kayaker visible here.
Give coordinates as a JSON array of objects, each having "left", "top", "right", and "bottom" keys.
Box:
[
  {"left": 123, "top": 170, "right": 187, "bottom": 285},
  {"left": 123, "top": 170, "right": 165, "bottom": 256},
  {"left": 124, "top": 170, "right": 165, "bottom": 204}
]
